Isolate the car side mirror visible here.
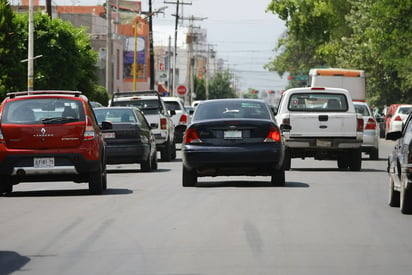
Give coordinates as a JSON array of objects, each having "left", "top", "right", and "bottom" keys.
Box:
[
  {"left": 101, "top": 121, "right": 112, "bottom": 130},
  {"left": 386, "top": 131, "right": 402, "bottom": 141},
  {"left": 169, "top": 110, "right": 176, "bottom": 116},
  {"left": 150, "top": 123, "right": 158, "bottom": 129}
]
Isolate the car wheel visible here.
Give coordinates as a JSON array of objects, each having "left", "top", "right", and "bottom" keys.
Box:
[
  {"left": 400, "top": 175, "right": 412, "bottom": 214},
  {"left": 337, "top": 156, "right": 349, "bottom": 169},
  {"left": 388, "top": 176, "right": 400, "bottom": 207},
  {"left": 89, "top": 163, "right": 103, "bottom": 195},
  {"left": 0, "top": 176, "right": 13, "bottom": 195},
  {"left": 161, "top": 139, "right": 172, "bottom": 162},
  {"left": 141, "top": 154, "right": 152, "bottom": 172},
  {"left": 151, "top": 149, "right": 158, "bottom": 170},
  {"left": 370, "top": 148, "right": 379, "bottom": 160},
  {"left": 349, "top": 149, "right": 362, "bottom": 171},
  {"left": 271, "top": 169, "right": 285, "bottom": 186},
  {"left": 182, "top": 166, "right": 197, "bottom": 187},
  {"left": 171, "top": 141, "right": 177, "bottom": 160},
  {"left": 283, "top": 149, "right": 291, "bottom": 170},
  {"left": 102, "top": 163, "right": 107, "bottom": 191}
]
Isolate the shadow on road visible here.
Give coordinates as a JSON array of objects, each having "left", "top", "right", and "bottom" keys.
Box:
[
  {"left": 195, "top": 180, "right": 309, "bottom": 188},
  {"left": 4, "top": 188, "right": 133, "bottom": 197},
  {"left": 0, "top": 251, "right": 30, "bottom": 275}
]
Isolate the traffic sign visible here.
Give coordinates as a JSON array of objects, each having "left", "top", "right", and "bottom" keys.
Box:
[{"left": 176, "top": 85, "right": 187, "bottom": 95}]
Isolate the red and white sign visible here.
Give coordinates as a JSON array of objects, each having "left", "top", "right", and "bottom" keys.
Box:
[{"left": 176, "top": 85, "right": 187, "bottom": 95}]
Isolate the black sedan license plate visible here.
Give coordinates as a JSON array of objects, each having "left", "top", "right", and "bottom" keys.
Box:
[{"left": 224, "top": 130, "right": 242, "bottom": 139}]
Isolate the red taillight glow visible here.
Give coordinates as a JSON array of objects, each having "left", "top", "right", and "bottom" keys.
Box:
[
  {"left": 184, "top": 127, "right": 202, "bottom": 144},
  {"left": 365, "top": 118, "right": 377, "bottom": 130},
  {"left": 179, "top": 114, "right": 188, "bottom": 124},
  {"left": 160, "top": 118, "right": 167, "bottom": 130},
  {"left": 394, "top": 115, "right": 402, "bottom": 121},
  {"left": 83, "top": 116, "right": 96, "bottom": 140},
  {"left": 311, "top": 87, "right": 325, "bottom": 90},
  {"left": 265, "top": 126, "right": 281, "bottom": 142},
  {"left": 357, "top": 118, "right": 364, "bottom": 132}
]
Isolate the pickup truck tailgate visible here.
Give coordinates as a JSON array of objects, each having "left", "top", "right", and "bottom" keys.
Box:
[{"left": 289, "top": 112, "right": 357, "bottom": 137}]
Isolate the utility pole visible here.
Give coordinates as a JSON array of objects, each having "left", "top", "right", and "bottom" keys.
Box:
[
  {"left": 148, "top": 0, "right": 154, "bottom": 90},
  {"left": 164, "top": 0, "right": 192, "bottom": 96},
  {"left": 106, "top": 0, "right": 113, "bottom": 94},
  {"left": 182, "top": 16, "right": 206, "bottom": 104},
  {"left": 27, "top": 0, "right": 34, "bottom": 92}
]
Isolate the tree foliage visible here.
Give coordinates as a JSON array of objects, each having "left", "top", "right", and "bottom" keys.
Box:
[
  {"left": 266, "top": 0, "right": 412, "bottom": 107},
  {"left": 0, "top": 6, "right": 107, "bottom": 104},
  {"left": 207, "top": 70, "right": 238, "bottom": 99}
]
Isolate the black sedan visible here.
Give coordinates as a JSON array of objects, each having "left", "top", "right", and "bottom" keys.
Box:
[
  {"left": 94, "top": 107, "right": 157, "bottom": 172},
  {"left": 182, "top": 98, "right": 285, "bottom": 187},
  {"left": 386, "top": 111, "right": 412, "bottom": 214}
]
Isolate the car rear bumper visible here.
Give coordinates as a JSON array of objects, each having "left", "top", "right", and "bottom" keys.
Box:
[
  {"left": 182, "top": 143, "right": 284, "bottom": 172},
  {"left": 0, "top": 153, "right": 101, "bottom": 179},
  {"left": 106, "top": 144, "right": 149, "bottom": 164}
]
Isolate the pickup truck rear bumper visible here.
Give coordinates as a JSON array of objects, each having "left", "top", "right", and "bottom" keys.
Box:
[{"left": 285, "top": 137, "right": 362, "bottom": 149}]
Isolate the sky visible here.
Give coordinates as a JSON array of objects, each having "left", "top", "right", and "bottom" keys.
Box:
[{"left": 42, "top": 0, "right": 289, "bottom": 92}]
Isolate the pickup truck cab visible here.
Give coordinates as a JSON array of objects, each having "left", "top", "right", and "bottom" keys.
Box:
[
  {"left": 276, "top": 87, "right": 364, "bottom": 170},
  {"left": 110, "top": 91, "right": 176, "bottom": 161}
]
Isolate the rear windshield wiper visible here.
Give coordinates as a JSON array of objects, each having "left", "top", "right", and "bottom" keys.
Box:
[{"left": 41, "top": 117, "right": 78, "bottom": 124}]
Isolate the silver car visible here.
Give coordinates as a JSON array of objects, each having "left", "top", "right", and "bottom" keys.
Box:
[{"left": 354, "top": 102, "right": 379, "bottom": 160}]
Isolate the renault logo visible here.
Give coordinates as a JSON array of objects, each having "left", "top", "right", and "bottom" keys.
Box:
[{"left": 33, "top": 127, "right": 53, "bottom": 137}]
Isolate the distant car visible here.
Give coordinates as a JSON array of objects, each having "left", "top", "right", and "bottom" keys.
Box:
[
  {"left": 182, "top": 98, "right": 285, "bottom": 187},
  {"left": 0, "top": 91, "right": 107, "bottom": 195},
  {"left": 90, "top": 101, "right": 104, "bottom": 108},
  {"left": 353, "top": 102, "right": 379, "bottom": 159},
  {"left": 162, "top": 97, "right": 190, "bottom": 143},
  {"left": 386, "top": 111, "right": 412, "bottom": 214},
  {"left": 110, "top": 91, "right": 176, "bottom": 161},
  {"left": 386, "top": 104, "right": 412, "bottom": 137},
  {"left": 94, "top": 107, "right": 157, "bottom": 172}
]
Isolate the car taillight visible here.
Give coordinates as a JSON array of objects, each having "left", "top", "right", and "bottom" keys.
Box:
[
  {"left": 160, "top": 118, "right": 167, "bottom": 130},
  {"left": 357, "top": 118, "right": 364, "bottom": 132},
  {"left": 184, "top": 127, "right": 202, "bottom": 144},
  {"left": 264, "top": 126, "right": 281, "bottom": 142},
  {"left": 83, "top": 116, "right": 96, "bottom": 140},
  {"left": 179, "top": 114, "right": 188, "bottom": 124},
  {"left": 394, "top": 115, "right": 402, "bottom": 121},
  {"left": 365, "top": 118, "right": 377, "bottom": 130}
]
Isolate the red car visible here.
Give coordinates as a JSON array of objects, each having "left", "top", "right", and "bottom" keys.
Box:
[{"left": 0, "top": 91, "right": 107, "bottom": 195}]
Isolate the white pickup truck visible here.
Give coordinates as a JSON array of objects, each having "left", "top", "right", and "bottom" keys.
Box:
[{"left": 275, "top": 87, "right": 364, "bottom": 171}]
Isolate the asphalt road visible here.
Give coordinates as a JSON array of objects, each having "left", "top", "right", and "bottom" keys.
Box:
[{"left": 1, "top": 139, "right": 412, "bottom": 275}]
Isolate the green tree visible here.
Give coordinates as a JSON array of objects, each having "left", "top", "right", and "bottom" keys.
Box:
[
  {"left": 208, "top": 70, "right": 237, "bottom": 99},
  {"left": 0, "top": 0, "right": 26, "bottom": 95},
  {"left": 193, "top": 76, "right": 206, "bottom": 100},
  {"left": 1, "top": 9, "right": 107, "bottom": 102}
]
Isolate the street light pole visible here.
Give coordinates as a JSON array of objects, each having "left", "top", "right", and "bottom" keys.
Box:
[{"left": 28, "top": 0, "right": 34, "bottom": 92}]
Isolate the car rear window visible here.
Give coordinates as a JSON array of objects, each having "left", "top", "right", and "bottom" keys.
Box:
[
  {"left": 94, "top": 109, "right": 138, "bottom": 124},
  {"left": 164, "top": 101, "right": 182, "bottom": 111},
  {"left": 354, "top": 104, "right": 370, "bottom": 116},
  {"left": 2, "top": 98, "right": 85, "bottom": 124},
  {"left": 194, "top": 101, "right": 270, "bottom": 120},
  {"left": 111, "top": 99, "right": 160, "bottom": 115},
  {"left": 288, "top": 93, "right": 348, "bottom": 112}
]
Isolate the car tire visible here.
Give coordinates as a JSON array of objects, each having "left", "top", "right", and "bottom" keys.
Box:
[
  {"left": 89, "top": 162, "right": 104, "bottom": 195},
  {"left": 370, "top": 148, "right": 379, "bottom": 160},
  {"left": 271, "top": 169, "right": 285, "bottom": 186},
  {"left": 102, "top": 163, "right": 107, "bottom": 191},
  {"left": 171, "top": 141, "right": 177, "bottom": 160},
  {"left": 161, "top": 140, "right": 172, "bottom": 162},
  {"left": 337, "top": 156, "right": 349, "bottom": 169},
  {"left": 141, "top": 155, "right": 152, "bottom": 172},
  {"left": 151, "top": 150, "right": 158, "bottom": 170},
  {"left": 0, "top": 177, "right": 13, "bottom": 195},
  {"left": 349, "top": 149, "right": 362, "bottom": 171},
  {"left": 182, "top": 166, "right": 197, "bottom": 187},
  {"left": 283, "top": 149, "right": 291, "bottom": 170},
  {"left": 388, "top": 176, "right": 400, "bottom": 207},
  {"left": 400, "top": 175, "right": 412, "bottom": 214}
]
